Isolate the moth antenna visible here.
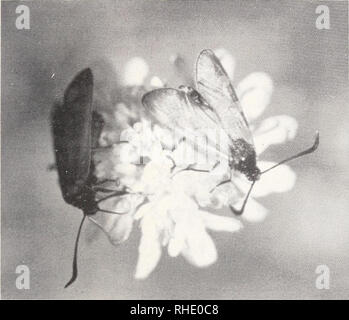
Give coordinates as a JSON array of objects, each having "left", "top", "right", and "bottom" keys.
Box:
[
  {"left": 229, "top": 180, "right": 256, "bottom": 215},
  {"left": 64, "top": 214, "right": 87, "bottom": 288},
  {"left": 230, "top": 132, "right": 319, "bottom": 216},
  {"left": 261, "top": 131, "right": 319, "bottom": 175}
]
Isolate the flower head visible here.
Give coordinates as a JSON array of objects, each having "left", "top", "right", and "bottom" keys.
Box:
[{"left": 90, "top": 49, "right": 298, "bottom": 278}]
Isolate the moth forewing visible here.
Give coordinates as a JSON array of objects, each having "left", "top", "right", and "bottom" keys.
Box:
[
  {"left": 196, "top": 49, "right": 254, "bottom": 145},
  {"left": 52, "top": 68, "right": 94, "bottom": 205},
  {"left": 142, "top": 87, "right": 232, "bottom": 169}
]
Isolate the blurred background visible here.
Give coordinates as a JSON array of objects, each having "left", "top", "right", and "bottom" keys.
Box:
[{"left": 2, "top": 0, "right": 348, "bottom": 299}]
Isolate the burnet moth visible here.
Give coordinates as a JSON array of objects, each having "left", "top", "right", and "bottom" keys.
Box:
[
  {"left": 51, "top": 68, "right": 126, "bottom": 288},
  {"left": 142, "top": 49, "right": 319, "bottom": 215}
]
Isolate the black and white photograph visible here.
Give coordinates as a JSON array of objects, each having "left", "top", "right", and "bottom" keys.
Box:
[{"left": 1, "top": 0, "right": 348, "bottom": 302}]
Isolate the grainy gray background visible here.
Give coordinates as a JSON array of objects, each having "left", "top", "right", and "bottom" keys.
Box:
[{"left": 2, "top": 0, "right": 348, "bottom": 299}]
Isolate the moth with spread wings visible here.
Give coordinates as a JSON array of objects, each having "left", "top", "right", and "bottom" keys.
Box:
[{"left": 142, "top": 49, "right": 319, "bottom": 215}]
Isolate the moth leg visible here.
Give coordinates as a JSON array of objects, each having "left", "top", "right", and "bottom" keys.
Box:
[
  {"left": 96, "top": 187, "right": 142, "bottom": 214},
  {"left": 93, "top": 187, "right": 120, "bottom": 193},
  {"left": 209, "top": 168, "right": 232, "bottom": 193},
  {"left": 211, "top": 161, "right": 220, "bottom": 170},
  {"left": 209, "top": 179, "right": 231, "bottom": 193},
  {"left": 131, "top": 163, "right": 146, "bottom": 168},
  {"left": 95, "top": 178, "right": 120, "bottom": 185},
  {"left": 85, "top": 182, "right": 121, "bottom": 193},
  {"left": 171, "top": 163, "right": 210, "bottom": 178},
  {"left": 96, "top": 207, "right": 126, "bottom": 215},
  {"left": 92, "top": 140, "right": 128, "bottom": 152},
  {"left": 166, "top": 155, "right": 177, "bottom": 172},
  {"left": 184, "top": 165, "right": 210, "bottom": 173},
  {"left": 165, "top": 155, "right": 204, "bottom": 174},
  {"left": 96, "top": 188, "right": 129, "bottom": 204},
  {"left": 93, "top": 178, "right": 121, "bottom": 190},
  {"left": 97, "top": 196, "right": 148, "bottom": 215},
  {"left": 229, "top": 180, "right": 256, "bottom": 216}
]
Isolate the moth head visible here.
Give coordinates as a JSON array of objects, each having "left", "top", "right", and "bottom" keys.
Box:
[
  {"left": 179, "top": 85, "right": 209, "bottom": 107},
  {"left": 234, "top": 155, "right": 260, "bottom": 182},
  {"left": 178, "top": 85, "right": 193, "bottom": 94},
  {"left": 64, "top": 185, "right": 98, "bottom": 215},
  {"left": 245, "top": 164, "right": 261, "bottom": 182}
]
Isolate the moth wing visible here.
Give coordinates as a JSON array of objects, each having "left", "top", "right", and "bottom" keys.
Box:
[
  {"left": 51, "top": 68, "right": 94, "bottom": 203},
  {"left": 91, "top": 111, "right": 105, "bottom": 149},
  {"left": 142, "top": 88, "right": 232, "bottom": 164},
  {"left": 142, "top": 88, "right": 221, "bottom": 134},
  {"left": 196, "top": 49, "right": 254, "bottom": 145}
]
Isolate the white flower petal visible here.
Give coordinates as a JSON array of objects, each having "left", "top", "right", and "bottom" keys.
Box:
[
  {"left": 168, "top": 223, "right": 186, "bottom": 257},
  {"left": 123, "top": 57, "right": 149, "bottom": 86},
  {"left": 118, "top": 143, "right": 140, "bottom": 163},
  {"left": 233, "top": 162, "right": 296, "bottom": 198},
  {"left": 88, "top": 213, "right": 134, "bottom": 245},
  {"left": 135, "top": 234, "right": 162, "bottom": 279},
  {"left": 134, "top": 202, "right": 154, "bottom": 220},
  {"left": 150, "top": 76, "right": 164, "bottom": 88},
  {"left": 255, "top": 162, "right": 297, "bottom": 196},
  {"left": 214, "top": 48, "right": 236, "bottom": 80},
  {"left": 194, "top": 188, "right": 215, "bottom": 208},
  {"left": 135, "top": 160, "right": 171, "bottom": 194},
  {"left": 241, "top": 198, "right": 268, "bottom": 222},
  {"left": 168, "top": 194, "right": 198, "bottom": 218},
  {"left": 200, "top": 211, "right": 243, "bottom": 233},
  {"left": 153, "top": 125, "right": 175, "bottom": 150},
  {"left": 135, "top": 214, "right": 163, "bottom": 279},
  {"left": 204, "top": 180, "right": 239, "bottom": 209},
  {"left": 172, "top": 170, "right": 215, "bottom": 202},
  {"left": 119, "top": 127, "right": 137, "bottom": 143},
  {"left": 88, "top": 193, "right": 145, "bottom": 245},
  {"left": 236, "top": 72, "right": 273, "bottom": 122},
  {"left": 181, "top": 227, "right": 217, "bottom": 267},
  {"left": 170, "top": 139, "right": 197, "bottom": 168},
  {"left": 253, "top": 115, "right": 298, "bottom": 154},
  {"left": 98, "top": 195, "right": 129, "bottom": 215}
]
